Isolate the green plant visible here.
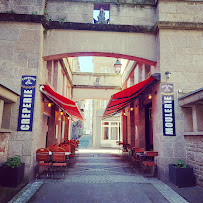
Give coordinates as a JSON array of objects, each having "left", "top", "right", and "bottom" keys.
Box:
[
  {"left": 44, "top": 0, "right": 48, "bottom": 15},
  {"left": 58, "top": 17, "right": 67, "bottom": 23},
  {"left": 175, "top": 159, "right": 187, "bottom": 168},
  {"left": 45, "top": 16, "right": 52, "bottom": 21},
  {"left": 3, "top": 156, "right": 22, "bottom": 168},
  {"left": 32, "top": 12, "right": 38, "bottom": 15}
]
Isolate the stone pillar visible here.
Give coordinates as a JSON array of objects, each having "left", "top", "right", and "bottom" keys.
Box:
[
  {"left": 0, "top": 99, "right": 4, "bottom": 128},
  {"left": 130, "top": 103, "right": 135, "bottom": 147},
  {"left": 0, "top": 131, "right": 10, "bottom": 163},
  {"left": 196, "top": 104, "right": 203, "bottom": 131}
]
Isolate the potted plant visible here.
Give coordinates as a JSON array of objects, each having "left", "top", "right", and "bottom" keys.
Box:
[
  {"left": 0, "top": 155, "right": 25, "bottom": 187},
  {"left": 169, "top": 159, "right": 195, "bottom": 188}
]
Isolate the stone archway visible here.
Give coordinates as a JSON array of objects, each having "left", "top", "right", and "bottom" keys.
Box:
[{"left": 43, "top": 29, "right": 157, "bottom": 63}]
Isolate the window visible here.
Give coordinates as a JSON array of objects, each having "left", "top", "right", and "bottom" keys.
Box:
[
  {"left": 0, "top": 86, "right": 18, "bottom": 130},
  {"left": 111, "top": 127, "right": 118, "bottom": 140},
  {"left": 101, "top": 121, "right": 120, "bottom": 141},
  {"left": 55, "top": 125, "right": 58, "bottom": 139},
  {"left": 93, "top": 4, "right": 110, "bottom": 24},
  {"left": 103, "top": 127, "right": 109, "bottom": 140},
  {"left": 1, "top": 102, "right": 11, "bottom": 129},
  {"left": 101, "top": 67, "right": 111, "bottom": 73},
  {"left": 100, "top": 100, "right": 108, "bottom": 108}
]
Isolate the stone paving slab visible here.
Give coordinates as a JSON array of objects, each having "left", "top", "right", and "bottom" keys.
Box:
[
  {"left": 27, "top": 183, "right": 168, "bottom": 203},
  {"left": 8, "top": 151, "right": 191, "bottom": 203}
]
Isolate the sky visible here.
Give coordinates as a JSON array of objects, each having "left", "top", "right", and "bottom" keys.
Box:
[{"left": 78, "top": 56, "right": 93, "bottom": 72}]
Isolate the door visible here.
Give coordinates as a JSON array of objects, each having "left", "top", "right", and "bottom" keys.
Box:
[
  {"left": 145, "top": 103, "right": 153, "bottom": 151},
  {"left": 101, "top": 121, "right": 120, "bottom": 147}
]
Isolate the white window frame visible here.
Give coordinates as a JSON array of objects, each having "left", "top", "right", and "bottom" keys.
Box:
[
  {"left": 101, "top": 121, "right": 120, "bottom": 141},
  {"left": 100, "top": 100, "right": 108, "bottom": 108}
]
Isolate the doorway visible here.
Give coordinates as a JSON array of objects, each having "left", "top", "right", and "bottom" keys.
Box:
[
  {"left": 145, "top": 103, "right": 153, "bottom": 151},
  {"left": 101, "top": 121, "right": 120, "bottom": 148}
]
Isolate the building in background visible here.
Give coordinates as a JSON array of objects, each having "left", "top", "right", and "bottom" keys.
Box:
[{"left": 83, "top": 99, "right": 93, "bottom": 135}]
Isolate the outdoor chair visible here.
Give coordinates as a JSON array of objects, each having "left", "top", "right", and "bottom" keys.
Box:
[
  {"left": 132, "top": 148, "right": 145, "bottom": 163},
  {"left": 76, "top": 140, "right": 80, "bottom": 147},
  {"left": 36, "top": 148, "right": 52, "bottom": 178},
  {"left": 48, "top": 144, "right": 58, "bottom": 151},
  {"left": 122, "top": 143, "right": 130, "bottom": 152},
  {"left": 51, "top": 147, "right": 67, "bottom": 177},
  {"left": 142, "top": 151, "right": 158, "bottom": 176},
  {"left": 59, "top": 143, "right": 71, "bottom": 161},
  {"left": 69, "top": 140, "right": 77, "bottom": 157},
  {"left": 59, "top": 143, "right": 71, "bottom": 151},
  {"left": 127, "top": 145, "right": 134, "bottom": 157}
]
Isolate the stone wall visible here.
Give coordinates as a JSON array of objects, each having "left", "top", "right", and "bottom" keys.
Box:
[
  {"left": 155, "top": 28, "right": 203, "bottom": 183},
  {"left": 0, "top": 0, "right": 45, "bottom": 15},
  {"left": 72, "top": 88, "right": 120, "bottom": 101},
  {"left": 110, "top": 4, "right": 156, "bottom": 26},
  {"left": 0, "top": 22, "right": 42, "bottom": 88},
  {"left": 46, "top": 0, "right": 156, "bottom": 26},
  {"left": 185, "top": 136, "right": 203, "bottom": 187},
  {"left": 43, "top": 29, "right": 157, "bottom": 62},
  {"left": 158, "top": 1, "right": 203, "bottom": 23},
  {"left": 46, "top": 1, "right": 93, "bottom": 23},
  {"left": 73, "top": 72, "right": 121, "bottom": 87},
  {"left": 0, "top": 20, "right": 45, "bottom": 180},
  {"left": 0, "top": 131, "right": 10, "bottom": 163}
]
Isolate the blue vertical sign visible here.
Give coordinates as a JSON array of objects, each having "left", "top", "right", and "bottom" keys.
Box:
[
  {"left": 161, "top": 83, "right": 176, "bottom": 136},
  {"left": 17, "top": 76, "right": 36, "bottom": 131}
]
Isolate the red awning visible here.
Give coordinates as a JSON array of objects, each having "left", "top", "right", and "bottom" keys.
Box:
[
  {"left": 40, "top": 85, "right": 84, "bottom": 121},
  {"left": 102, "top": 74, "right": 160, "bottom": 119}
]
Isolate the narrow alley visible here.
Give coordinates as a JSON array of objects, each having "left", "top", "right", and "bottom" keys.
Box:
[{"left": 9, "top": 148, "right": 192, "bottom": 203}]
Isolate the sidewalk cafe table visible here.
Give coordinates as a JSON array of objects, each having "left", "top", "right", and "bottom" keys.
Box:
[{"left": 49, "top": 152, "right": 71, "bottom": 156}]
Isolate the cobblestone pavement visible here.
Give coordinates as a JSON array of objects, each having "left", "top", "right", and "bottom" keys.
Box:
[{"left": 9, "top": 150, "right": 190, "bottom": 203}]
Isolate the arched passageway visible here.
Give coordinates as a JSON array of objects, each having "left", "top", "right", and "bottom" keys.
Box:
[{"left": 42, "top": 48, "right": 157, "bottom": 153}]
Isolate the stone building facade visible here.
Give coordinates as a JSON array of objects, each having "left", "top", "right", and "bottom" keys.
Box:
[{"left": 0, "top": 0, "right": 202, "bottom": 187}]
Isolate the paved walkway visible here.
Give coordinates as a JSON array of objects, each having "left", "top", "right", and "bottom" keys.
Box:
[
  {"left": 78, "top": 134, "right": 93, "bottom": 149},
  {"left": 8, "top": 149, "right": 199, "bottom": 203}
]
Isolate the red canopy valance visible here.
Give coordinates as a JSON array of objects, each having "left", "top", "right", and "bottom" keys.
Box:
[
  {"left": 102, "top": 73, "right": 160, "bottom": 119},
  {"left": 40, "top": 85, "right": 84, "bottom": 121}
]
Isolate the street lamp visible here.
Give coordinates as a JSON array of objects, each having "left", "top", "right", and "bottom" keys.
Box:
[{"left": 114, "top": 58, "right": 122, "bottom": 74}]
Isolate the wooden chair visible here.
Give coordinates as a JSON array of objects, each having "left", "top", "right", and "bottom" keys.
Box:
[
  {"left": 70, "top": 139, "right": 77, "bottom": 148},
  {"left": 51, "top": 147, "right": 67, "bottom": 177},
  {"left": 69, "top": 140, "right": 77, "bottom": 157},
  {"left": 122, "top": 143, "right": 129, "bottom": 152},
  {"left": 76, "top": 140, "right": 80, "bottom": 147},
  {"left": 36, "top": 148, "right": 52, "bottom": 178},
  {"left": 59, "top": 143, "right": 71, "bottom": 161},
  {"left": 133, "top": 148, "right": 145, "bottom": 153},
  {"left": 60, "top": 143, "right": 70, "bottom": 152},
  {"left": 132, "top": 148, "right": 145, "bottom": 163},
  {"left": 127, "top": 145, "right": 134, "bottom": 157},
  {"left": 142, "top": 151, "right": 158, "bottom": 176},
  {"left": 116, "top": 141, "right": 122, "bottom": 145}
]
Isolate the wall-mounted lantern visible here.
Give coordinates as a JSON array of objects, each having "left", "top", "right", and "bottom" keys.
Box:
[
  {"left": 114, "top": 58, "right": 122, "bottom": 74},
  {"left": 165, "top": 71, "right": 171, "bottom": 79}
]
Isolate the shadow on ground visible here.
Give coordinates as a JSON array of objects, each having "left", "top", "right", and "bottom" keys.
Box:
[{"left": 0, "top": 181, "right": 28, "bottom": 203}]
